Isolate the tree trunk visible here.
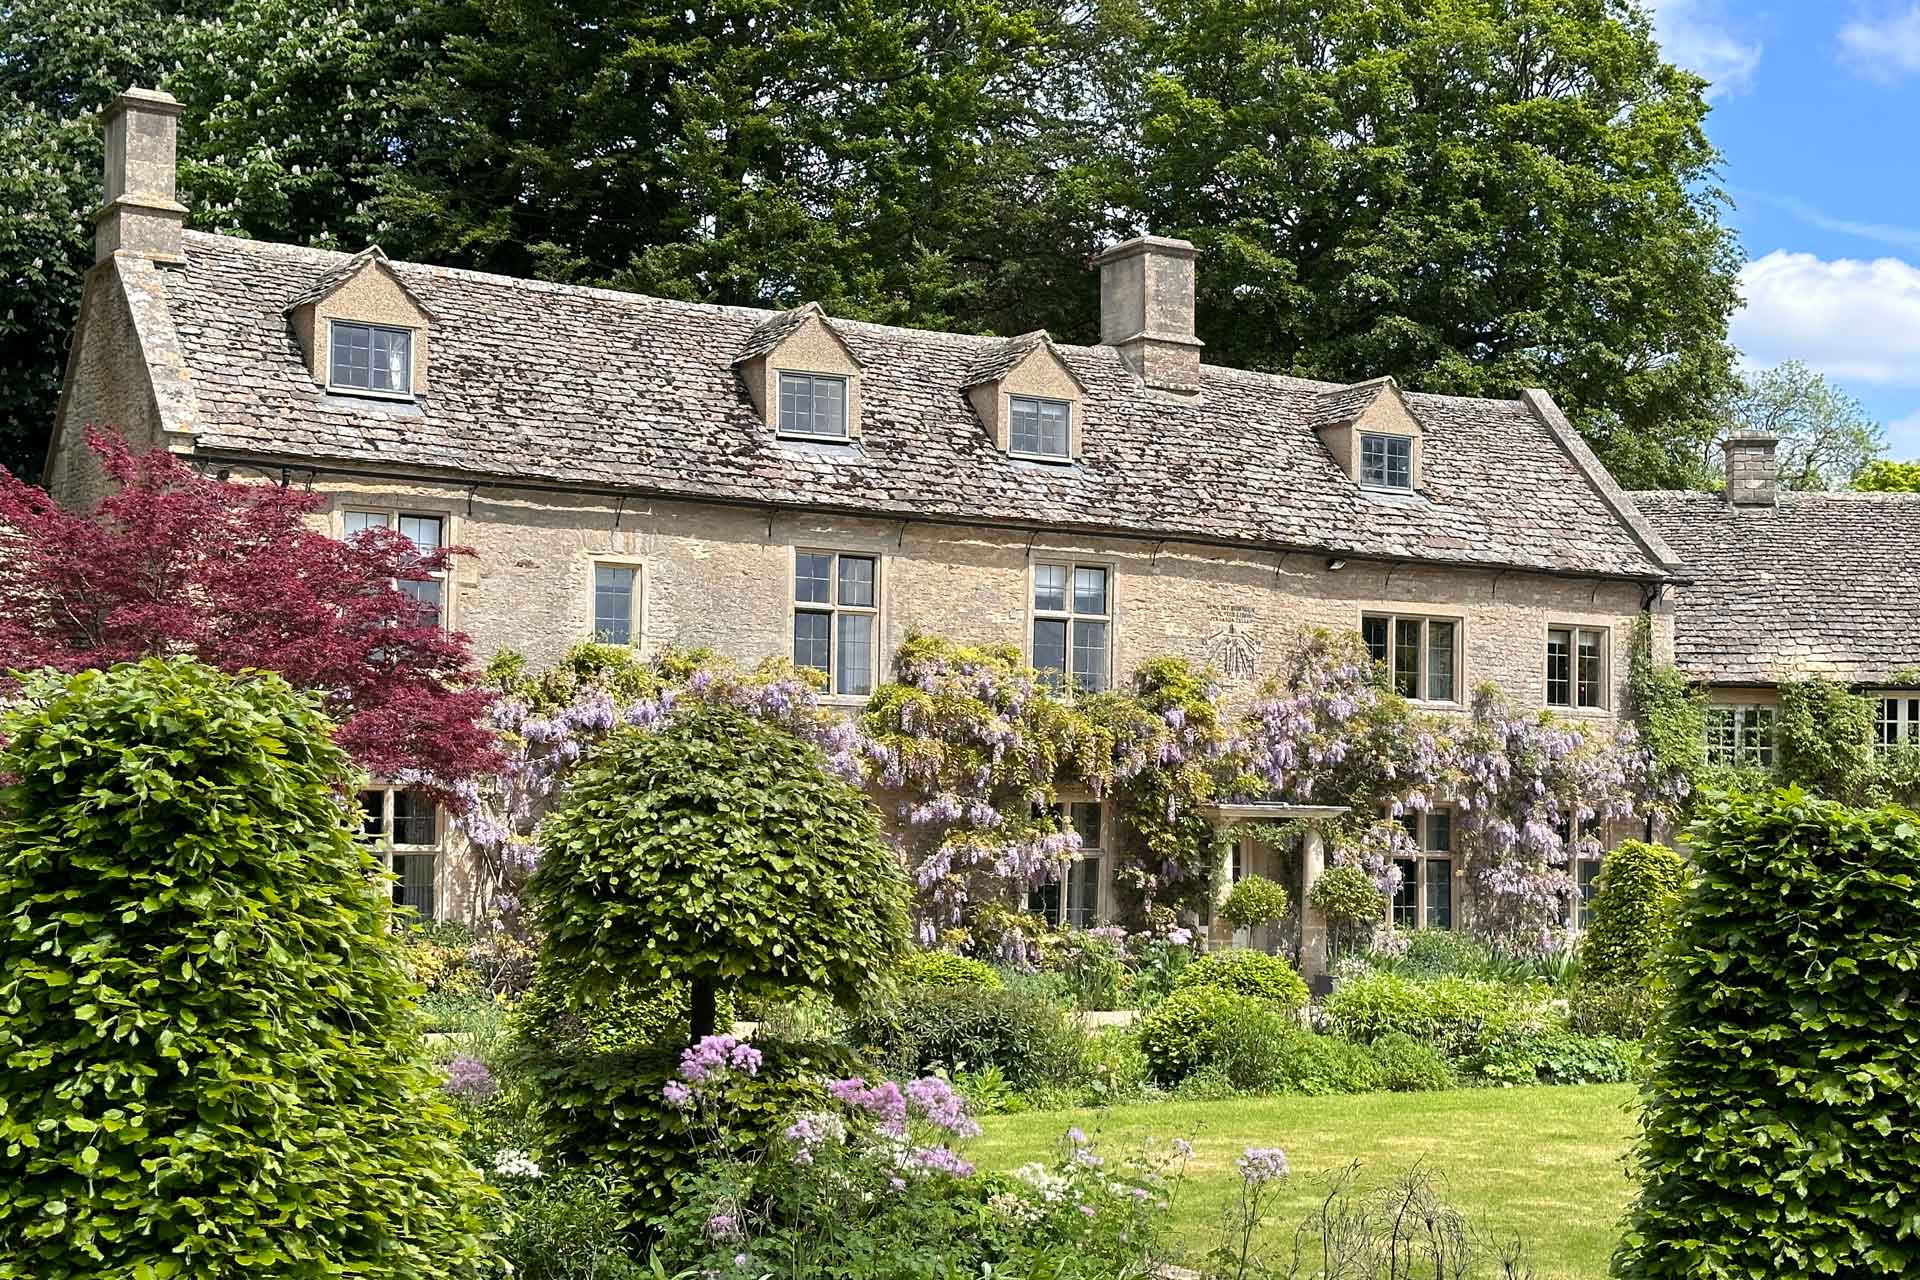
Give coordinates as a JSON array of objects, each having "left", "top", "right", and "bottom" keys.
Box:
[{"left": 689, "top": 977, "right": 718, "bottom": 1045}]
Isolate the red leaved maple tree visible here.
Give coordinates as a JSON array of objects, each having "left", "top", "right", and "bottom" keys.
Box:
[{"left": 0, "top": 430, "right": 498, "bottom": 792}]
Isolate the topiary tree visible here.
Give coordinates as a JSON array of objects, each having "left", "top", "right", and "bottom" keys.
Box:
[
  {"left": 0, "top": 658, "right": 493, "bottom": 1279},
  {"left": 531, "top": 699, "right": 909, "bottom": 1043},
  {"left": 1309, "top": 863, "right": 1387, "bottom": 956},
  {"left": 1571, "top": 840, "right": 1687, "bottom": 1038},
  {"left": 1615, "top": 788, "right": 1920, "bottom": 1279},
  {"left": 1219, "top": 874, "right": 1290, "bottom": 933}
]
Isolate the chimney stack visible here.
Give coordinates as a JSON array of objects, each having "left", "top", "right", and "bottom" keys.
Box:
[
  {"left": 94, "top": 87, "right": 186, "bottom": 265},
  {"left": 1723, "top": 431, "right": 1779, "bottom": 507},
  {"left": 1092, "top": 235, "right": 1203, "bottom": 394}
]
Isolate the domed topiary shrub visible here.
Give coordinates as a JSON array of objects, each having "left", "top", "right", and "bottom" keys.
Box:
[
  {"left": 1220, "top": 874, "right": 1291, "bottom": 932},
  {"left": 0, "top": 659, "right": 492, "bottom": 1280},
  {"left": 1309, "top": 863, "right": 1387, "bottom": 953},
  {"left": 1173, "top": 948, "right": 1309, "bottom": 1010},
  {"left": 899, "top": 949, "right": 1004, "bottom": 990},
  {"left": 1572, "top": 840, "right": 1687, "bottom": 1038},
  {"left": 1137, "top": 985, "right": 1270, "bottom": 1083}
]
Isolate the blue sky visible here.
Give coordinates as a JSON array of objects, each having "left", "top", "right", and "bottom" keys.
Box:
[{"left": 1648, "top": 1, "right": 1920, "bottom": 456}]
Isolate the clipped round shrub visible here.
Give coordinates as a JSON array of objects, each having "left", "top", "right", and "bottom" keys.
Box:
[
  {"left": 1618, "top": 790, "right": 1920, "bottom": 1278},
  {"left": 1573, "top": 840, "right": 1688, "bottom": 1039},
  {"left": 1137, "top": 985, "right": 1269, "bottom": 1083},
  {"left": 849, "top": 983, "right": 1085, "bottom": 1089},
  {"left": 0, "top": 659, "right": 492, "bottom": 1279},
  {"left": 1309, "top": 863, "right": 1386, "bottom": 929},
  {"left": 1220, "top": 874, "right": 1291, "bottom": 931},
  {"left": 1173, "top": 947, "right": 1310, "bottom": 1010},
  {"left": 899, "top": 949, "right": 1004, "bottom": 990},
  {"left": 1369, "top": 1032, "right": 1457, "bottom": 1092}
]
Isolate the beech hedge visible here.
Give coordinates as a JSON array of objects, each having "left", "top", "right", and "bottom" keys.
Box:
[{"left": 1615, "top": 788, "right": 1920, "bottom": 1279}]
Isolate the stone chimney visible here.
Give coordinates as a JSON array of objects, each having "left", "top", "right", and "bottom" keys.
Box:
[
  {"left": 94, "top": 87, "right": 186, "bottom": 265},
  {"left": 1092, "top": 235, "right": 1203, "bottom": 394},
  {"left": 1723, "top": 431, "right": 1779, "bottom": 507}
]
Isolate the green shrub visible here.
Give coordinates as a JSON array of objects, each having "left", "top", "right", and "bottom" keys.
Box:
[
  {"left": 495, "top": 1166, "right": 649, "bottom": 1280},
  {"left": 0, "top": 659, "right": 492, "bottom": 1279},
  {"left": 850, "top": 984, "right": 1086, "bottom": 1089},
  {"left": 1137, "top": 986, "right": 1270, "bottom": 1084},
  {"left": 1260, "top": 1024, "right": 1388, "bottom": 1096},
  {"left": 1324, "top": 972, "right": 1536, "bottom": 1058},
  {"left": 1203, "top": 998, "right": 1303, "bottom": 1091},
  {"left": 899, "top": 949, "right": 1004, "bottom": 990},
  {"left": 1568, "top": 981, "right": 1663, "bottom": 1040},
  {"left": 1173, "top": 948, "right": 1310, "bottom": 1009},
  {"left": 1079, "top": 1026, "right": 1153, "bottom": 1104},
  {"left": 1308, "top": 864, "right": 1386, "bottom": 953},
  {"left": 1574, "top": 840, "right": 1687, "bottom": 1040},
  {"left": 1220, "top": 874, "right": 1291, "bottom": 931},
  {"left": 1393, "top": 929, "right": 1497, "bottom": 979},
  {"left": 1617, "top": 789, "right": 1920, "bottom": 1279},
  {"left": 1369, "top": 1032, "right": 1457, "bottom": 1091},
  {"left": 1173, "top": 1064, "right": 1243, "bottom": 1101}
]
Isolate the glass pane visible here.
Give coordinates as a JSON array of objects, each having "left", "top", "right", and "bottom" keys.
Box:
[
  {"left": 1073, "top": 566, "right": 1108, "bottom": 616},
  {"left": 398, "top": 515, "right": 442, "bottom": 553},
  {"left": 1391, "top": 859, "right": 1418, "bottom": 928},
  {"left": 813, "top": 376, "right": 846, "bottom": 437},
  {"left": 1361, "top": 616, "right": 1389, "bottom": 666},
  {"left": 1426, "top": 809, "right": 1451, "bottom": 853},
  {"left": 1360, "top": 434, "right": 1387, "bottom": 485},
  {"left": 1424, "top": 858, "right": 1452, "bottom": 929},
  {"left": 836, "top": 613, "right": 873, "bottom": 696},
  {"left": 1033, "top": 564, "right": 1067, "bottom": 612},
  {"left": 793, "top": 610, "right": 831, "bottom": 673},
  {"left": 400, "top": 577, "right": 442, "bottom": 626},
  {"left": 392, "top": 789, "right": 437, "bottom": 846},
  {"left": 837, "top": 555, "right": 875, "bottom": 608},
  {"left": 1704, "top": 708, "right": 1735, "bottom": 763},
  {"left": 1010, "top": 398, "right": 1042, "bottom": 455},
  {"left": 1576, "top": 859, "right": 1601, "bottom": 929},
  {"left": 1070, "top": 802, "right": 1103, "bottom": 851},
  {"left": 1426, "top": 621, "right": 1456, "bottom": 702},
  {"left": 795, "top": 552, "right": 833, "bottom": 604},
  {"left": 1387, "top": 437, "right": 1412, "bottom": 487},
  {"left": 331, "top": 322, "right": 371, "bottom": 387},
  {"left": 357, "top": 789, "right": 386, "bottom": 839},
  {"left": 1065, "top": 857, "right": 1099, "bottom": 928},
  {"left": 1040, "top": 400, "right": 1071, "bottom": 456},
  {"left": 1545, "top": 630, "right": 1571, "bottom": 706},
  {"left": 393, "top": 853, "right": 435, "bottom": 918},
  {"left": 343, "top": 510, "right": 390, "bottom": 538},
  {"left": 779, "top": 372, "right": 807, "bottom": 431},
  {"left": 594, "top": 564, "right": 635, "bottom": 645},
  {"left": 370, "top": 327, "right": 411, "bottom": 393},
  {"left": 1027, "top": 878, "right": 1061, "bottom": 926},
  {"left": 1878, "top": 698, "right": 1898, "bottom": 747},
  {"left": 1394, "top": 618, "right": 1421, "bottom": 699},
  {"left": 1032, "top": 618, "right": 1068, "bottom": 681},
  {"left": 1577, "top": 630, "right": 1604, "bottom": 708},
  {"left": 1072, "top": 620, "right": 1109, "bottom": 693}
]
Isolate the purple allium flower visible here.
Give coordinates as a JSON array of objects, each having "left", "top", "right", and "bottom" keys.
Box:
[{"left": 443, "top": 1054, "right": 497, "bottom": 1104}]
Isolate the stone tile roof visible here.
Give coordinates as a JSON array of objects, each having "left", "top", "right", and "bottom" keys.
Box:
[
  {"left": 960, "top": 330, "right": 1050, "bottom": 389},
  {"left": 151, "top": 231, "right": 1673, "bottom": 580},
  {"left": 280, "top": 245, "right": 436, "bottom": 318},
  {"left": 1632, "top": 489, "right": 1920, "bottom": 684},
  {"left": 732, "top": 302, "right": 856, "bottom": 366},
  {"left": 1308, "top": 376, "right": 1396, "bottom": 430}
]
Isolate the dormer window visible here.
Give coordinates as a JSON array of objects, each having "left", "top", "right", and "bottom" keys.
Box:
[
  {"left": 1360, "top": 433, "right": 1412, "bottom": 489},
  {"left": 1010, "top": 396, "right": 1071, "bottom": 460},
  {"left": 329, "top": 321, "right": 414, "bottom": 396},
  {"left": 778, "top": 372, "right": 848, "bottom": 440}
]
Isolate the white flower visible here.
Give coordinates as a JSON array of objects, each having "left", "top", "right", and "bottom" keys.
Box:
[
  {"left": 1012, "top": 1163, "right": 1070, "bottom": 1202},
  {"left": 491, "top": 1148, "right": 544, "bottom": 1179}
]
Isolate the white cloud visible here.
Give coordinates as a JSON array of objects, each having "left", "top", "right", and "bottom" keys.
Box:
[
  {"left": 1885, "top": 408, "right": 1920, "bottom": 455},
  {"left": 1838, "top": 5, "right": 1920, "bottom": 84},
  {"left": 1645, "top": 0, "right": 1763, "bottom": 97},
  {"left": 1737, "top": 190, "right": 1920, "bottom": 253},
  {"left": 1733, "top": 251, "right": 1920, "bottom": 387}
]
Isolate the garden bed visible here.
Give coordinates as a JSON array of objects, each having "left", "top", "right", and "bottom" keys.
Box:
[{"left": 974, "top": 1084, "right": 1638, "bottom": 1280}]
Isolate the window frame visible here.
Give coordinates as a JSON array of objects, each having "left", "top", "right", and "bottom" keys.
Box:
[
  {"left": 588, "top": 557, "right": 645, "bottom": 647},
  {"left": 775, "top": 370, "right": 851, "bottom": 442},
  {"left": 1871, "top": 691, "right": 1920, "bottom": 752},
  {"left": 326, "top": 319, "right": 417, "bottom": 400},
  {"left": 1007, "top": 394, "right": 1074, "bottom": 462},
  {"left": 1027, "top": 799, "right": 1105, "bottom": 929},
  {"left": 1357, "top": 431, "right": 1415, "bottom": 490},
  {"left": 1544, "top": 624, "right": 1610, "bottom": 711},
  {"left": 1387, "top": 808, "right": 1454, "bottom": 932},
  {"left": 1029, "top": 559, "right": 1113, "bottom": 695},
  {"left": 341, "top": 506, "right": 451, "bottom": 630},
  {"left": 790, "top": 548, "right": 881, "bottom": 700},
  {"left": 1704, "top": 703, "right": 1777, "bottom": 769},
  {"left": 357, "top": 784, "right": 441, "bottom": 919},
  {"left": 1359, "top": 612, "right": 1462, "bottom": 705}
]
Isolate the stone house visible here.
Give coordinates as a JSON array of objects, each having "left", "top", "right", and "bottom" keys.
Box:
[
  {"left": 47, "top": 89, "right": 1686, "bottom": 960},
  {"left": 1634, "top": 436, "right": 1920, "bottom": 770}
]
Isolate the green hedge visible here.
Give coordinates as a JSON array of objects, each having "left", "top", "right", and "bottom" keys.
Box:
[
  {"left": 1173, "top": 948, "right": 1310, "bottom": 1009},
  {"left": 849, "top": 983, "right": 1084, "bottom": 1088},
  {"left": 0, "top": 659, "right": 492, "bottom": 1279},
  {"left": 1573, "top": 841, "right": 1687, "bottom": 1038},
  {"left": 1323, "top": 972, "right": 1534, "bottom": 1058},
  {"left": 898, "top": 949, "right": 1004, "bottom": 990},
  {"left": 1616, "top": 789, "right": 1920, "bottom": 1278}
]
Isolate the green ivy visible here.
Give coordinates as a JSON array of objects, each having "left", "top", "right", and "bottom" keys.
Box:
[
  {"left": 1624, "top": 615, "right": 1705, "bottom": 807},
  {"left": 0, "top": 659, "right": 494, "bottom": 1279},
  {"left": 1616, "top": 789, "right": 1920, "bottom": 1277},
  {"left": 1776, "top": 678, "right": 1877, "bottom": 802}
]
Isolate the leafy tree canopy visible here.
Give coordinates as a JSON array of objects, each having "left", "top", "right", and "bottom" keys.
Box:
[
  {"left": 1703, "top": 360, "right": 1884, "bottom": 490},
  {"left": 1853, "top": 458, "right": 1920, "bottom": 492}
]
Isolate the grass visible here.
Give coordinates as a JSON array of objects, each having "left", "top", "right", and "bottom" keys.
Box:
[{"left": 976, "top": 1085, "right": 1639, "bottom": 1280}]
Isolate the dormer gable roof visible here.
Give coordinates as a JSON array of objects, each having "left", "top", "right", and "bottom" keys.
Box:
[
  {"left": 732, "top": 301, "right": 864, "bottom": 368},
  {"left": 959, "top": 330, "right": 1089, "bottom": 395},
  {"left": 1310, "top": 375, "right": 1411, "bottom": 432},
  {"left": 282, "top": 245, "right": 437, "bottom": 320}
]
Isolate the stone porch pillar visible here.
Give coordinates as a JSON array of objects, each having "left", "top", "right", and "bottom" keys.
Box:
[{"left": 1299, "top": 824, "right": 1329, "bottom": 980}]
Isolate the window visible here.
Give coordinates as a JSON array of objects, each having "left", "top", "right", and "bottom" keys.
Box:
[
  {"left": 1009, "top": 396, "right": 1071, "bottom": 459},
  {"left": 1361, "top": 614, "right": 1458, "bottom": 702},
  {"left": 777, "top": 372, "right": 848, "bottom": 439},
  {"left": 329, "top": 320, "right": 413, "bottom": 395},
  {"left": 1574, "top": 856, "right": 1602, "bottom": 930},
  {"left": 1873, "top": 694, "right": 1920, "bottom": 751},
  {"left": 1032, "top": 562, "right": 1110, "bottom": 693},
  {"left": 1546, "top": 627, "right": 1607, "bottom": 709},
  {"left": 1028, "top": 801, "right": 1104, "bottom": 928},
  {"left": 344, "top": 510, "right": 445, "bottom": 626},
  {"left": 793, "top": 551, "right": 877, "bottom": 696},
  {"left": 593, "top": 563, "right": 639, "bottom": 645},
  {"left": 1704, "top": 705, "right": 1776, "bottom": 768},
  {"left": 358, "top": 786, "right": 439, "bottom": 918},
  {"left": 1359, "top": 433, "right": 1413, "bottom": 488},
  {"left": 1390, "top": 809, "right": 1453, "bottom": 931}
]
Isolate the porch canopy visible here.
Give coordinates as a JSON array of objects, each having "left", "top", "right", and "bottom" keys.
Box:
[{"left": 1202, "top": 802, "right": 1350, "bottom": 979}]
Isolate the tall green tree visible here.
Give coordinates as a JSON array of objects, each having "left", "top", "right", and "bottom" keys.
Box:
[
  {"left": 1851, "top": 458, "right": 1920, "bottom": 492},
  {"left": 1094, "top": 0, "right": 1742, "bottom": 488},
  {"left": 1704, "top": 360, "right": 1884, "bottom": 490}
]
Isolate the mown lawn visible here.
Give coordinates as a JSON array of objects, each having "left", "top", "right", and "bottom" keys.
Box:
[{"left": 975, "top": 1084, "right": 1639, "bottom": 1280}]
